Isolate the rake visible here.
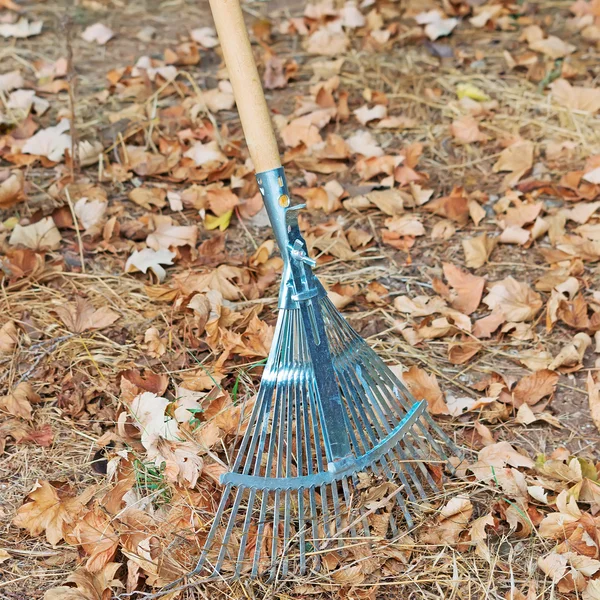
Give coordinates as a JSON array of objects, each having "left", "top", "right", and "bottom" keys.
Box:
[{"left": 177, "top": 0, "right": 462, "bottom": 582}]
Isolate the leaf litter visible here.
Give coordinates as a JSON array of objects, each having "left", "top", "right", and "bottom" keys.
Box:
[{"left": 2, "top": 0, "right": 600, "bottom": 598}]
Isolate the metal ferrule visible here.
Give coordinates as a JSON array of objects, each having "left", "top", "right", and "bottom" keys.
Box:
[{"left": 256, "top": 167, "right": 326, "bottom": 310}]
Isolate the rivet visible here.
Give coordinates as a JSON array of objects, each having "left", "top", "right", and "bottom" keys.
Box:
[{"left": 279, "top": 194, "right": 290, "bottom": 207}]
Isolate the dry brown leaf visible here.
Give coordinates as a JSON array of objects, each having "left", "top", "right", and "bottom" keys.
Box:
[
  {"left": 493, "top": 140, "right": 534, "bottom": 187},
  {"left": 402, "top": 366, "right": 449, "bottom": 415},
  {"left": 463, "top": 233, "right": 496, "bottom": 269},
  {"left": 55, "top": 298, "right": 120, "bottom": 333},
  {"left": 43, "top": 563, "right": 123, "bottom": 600},
  {"left": 473, "top": 312, "right": 505, "bottom": 338},
  {"left": 0, "top": 320, "right": 18, "bottom": 354},
  {"left": 512, "top": 370, "right": 559, "bottom": 407},
  {"left": 9, "top": 217, "right": 62, "bottom": 250},
  {"left": 13, "top": 480, "right": 95, "bottom": 545},
  {"left": 448, "top": 339, "right": 482, "bottom": 364},
  {"left": 470, "top": 441, "right": 535, "bottom": 480},
  {"left": 0, "top": 170, "right": 25, "bottom": 208},
  {"left": 68, "top": 507, "right": 119, "bottom": 572},
  {"left": 483, "top": 277, "right": 542, "bottom": 322},
  {"left": 451, "top": 115, "right": 487, "bottom": 143},
  {"left": 443, "top": 263, "right": 485, "bottom": 315},
  {"left": 366, "top": 189, "right": 406, "bottom": 216},
  {"left": 0, "top": 382, "right": 40, "bottom": 420},
  {"left": 146, "top": 221, "right": 198, "bottom": 251},
  {"left": 550, "top": 79, "right": 600, "bottom": 113},
  {"left": 587, "top": 372, "right": 600, "bottom": 434},
  {"left": 128, "top": 187, "right": 167, "bottom": 210}
]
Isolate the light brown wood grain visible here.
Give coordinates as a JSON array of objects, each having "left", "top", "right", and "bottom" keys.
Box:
[{"left": 208, "top": 0, "right": 281, "bottom": 173}]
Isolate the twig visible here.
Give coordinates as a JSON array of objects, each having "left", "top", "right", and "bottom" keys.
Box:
[
  {"left": 63, "top": 14, "right": 79, "bottom": 179},
  {"left": 64, "top": 186, "right": 86, "bottom": 273}
]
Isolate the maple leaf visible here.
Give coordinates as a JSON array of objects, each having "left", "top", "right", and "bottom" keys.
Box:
[
  {"left": 493, "top": 140, "right": 534, "bottom": 187},
  {"left": 146, "top": 219, "right": 198, "bottom": 251},
  {"left": 462, "top": 233, "right": 496, "bottom": 268},
  {"left": 68, "top": 507, "right": 119, "bottom": 572},
  {"left": 421, "top": 495, "right": 473, "bottom": 544},
  {"left": 451, "top": 115, "right": 487, "bottom": 143},
  {"left": 443, "top": 263, "right": 485, "bottom": 315},
  {"left": 191, "top": 26, "right": 219, "bottom": 47},
  {"left": 512, "top": 370, "right": 559, "bottom": 407},
  {"left": 483, "top": 277, "right": 542, "bottom": 322},
  {"left": 0, "top": 382, "right": 40, "bottom": 420},
  {"left": 470, "top": 441, "right": 535, "bottom": 481},
  {"left": 550, "top": 79, "right": 600, "bottom": 113},
  {"left": 0, "top": 320, "right": 18, "bottom": 354},
  {"left": 0, "top": 18, "right": 43, "bottom": 39},
  {"left": 22, "top": 119, "right": 71, "bottom": 162},
  {"left": 43, "top": 563, "right": 122, "bottom": 600},
  {"left": 0, "top": 170, "right": 24, "bottom": 209},
  {"left": 125, "top": 248, "right": 175, "bottom": 283},
  {"left": 9, "top": 217, "right": 62, "bottom": 250},
  {"left": 401, "top": 366, "right": 449, "bottom": 415},
  {"left": 13, "top": 480, "right": 95, "bottom": 545},
  {"left": 81, "top": 23, "right": 114, "bottom": 45},
  {"left": 54, "top": 297, "right": 120, "bottom": 333}
]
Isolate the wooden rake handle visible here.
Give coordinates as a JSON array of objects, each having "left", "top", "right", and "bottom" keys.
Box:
[{"left": 208, "top": 0, "right": 281, "bottom": 173}]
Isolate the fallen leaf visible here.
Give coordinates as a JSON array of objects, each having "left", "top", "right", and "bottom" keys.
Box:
[
  {"left": 530, "top": 35, "right": 576, "bottom": 59},
  {"left": 354, "top": 104, "right": 387, "bottom": 125},
  {"left": 538, "top": 552, "right": 568, "bottom": 583},
  {"left": 588, "top": 372, "right": 600, "bottom": 434},
  {"left": 443, "top": 263, "right": 485, "bottom": 315},
  {"left": 43, "top": 563, "right": 122, "bottom": 600},
  {"left": 125, "top": 248, "right": 175, "bottom": 282},
  {"left": 0, "top": 171, "right": 25, "bottom": 209},
  {"left": 69, "top": 507, "right": 119, "bottom": 572},
  {"left": 493, "top": 140, "right": 534, "bottom": 187},
  {"left": 346, "top": 130, "right": 384, "bottom": 158},
  {"left": 483, "top": 277, "right": 542, "bottom": 322},
  {"left": 9, "top": 217, "right": 62, "bottom": 251},
  {"left": 146, "top": 221, "right": 198, "bottom": 251},
  {"left": 183, "top": 140, "right": 227, "bottom": 166},
  {"left": 550, "top": 79, "right": 600, "bottom": 113},
  {"left": 463, "top": 233, "right": 496, "bottom": 269},
  {"left": 512, "top": 370, "right": 559, "bottom": 407},
  {"left": 448, "top": 339, "right": 482, "bottom": 364},
  {"left": 128, "top": 187, "right": 167, "bottom": 210},
  {"left": 22, "top": 119, "right": 71, "bottom": 162},
  {"left": 416, "top": 10, "right": 459, "bottom": 40},
  {"left": 54, "top": 297, "right": 120, "bottom": 333},
  {"left": 81, "top": 23, "right": 114, "bottom": 45},
  {"left": 365, "top": 189, "right": 405, "bottom": 216},
  {"left": 451, "top": 115, "right": 487, "bottom": 143},
  {"left": 0, "top": 382, "right": 40, "bottom": 420},
  {"left": 0, "top": 18, "right": 43, "bottom": 39},
  {"left": 191, "top": 26, "right": 219, "bottom": 48},
  {"left": 0, "top": 321, "right": 18, "bottom": 354},
  {"left": 402, "top": 366, "right": 449, "bottom": 415},
  {"left": 13, "top": 480, "right": 95, "bottom": 545},
  {"left": 74, "top": 197, "right": 107, "bottom": 234},
  {"left": 456, "top": 83, "right": 491, "bottom": 102},
  {"left": 205, "top": 209, "right": 233, "bottom": 231},
  {"left": 470, "top": 441, "right": 535, "bottom": 480}
]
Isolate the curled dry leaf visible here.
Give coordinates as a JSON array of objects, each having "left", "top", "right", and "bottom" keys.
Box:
[
  {"left": 550, "top": 79, "right": 600, "bottom": 113},
  {"left": 401, "top": 366, "right": 449, "bottom": 415},
  {"left": 0, "top": 381, "right": 40, "bottom": 420},
  {"left": 68, "top": 507, "right": 119, "bottom": 572},
  {"left": 0, "top": 170, "right": 25, "bottom": 208},
  {"left": 587, "top": 372, "right": 600, "bottom": 434},
  {"left": 451, "top": 115, "right": 487, "bottom": 143},
  {"left": 0, "top": 320, "right": 18, "bottom": 354},
  {"left": 463, "top": 233, "right": 496, "bottom": 269},
  {"left": 492, "top": 140, "right": 534, "bottom": 187},
  {"left": 470, "top": 441, "right": 535, "bottom": 481},
  {"left": 43, "top": 563, "right": 123, "bottom": 600},
  {"left": 13, "top": 480, "right": 95, "bottom": 545}
]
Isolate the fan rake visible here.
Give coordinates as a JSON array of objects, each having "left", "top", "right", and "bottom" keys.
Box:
[{"left": 166, "top": 0, "right": 463, "bottom": 584}]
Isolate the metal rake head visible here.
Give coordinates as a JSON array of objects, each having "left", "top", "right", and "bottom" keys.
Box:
[
  {"left": 185, "top": 297, "right": 460, "bottom": 580},
  {"left": 162, "top": 168, "right": 462, "bottom": 585}
]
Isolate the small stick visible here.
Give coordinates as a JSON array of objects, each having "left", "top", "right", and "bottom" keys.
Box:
[
  {"left": 64, "top": 186, "right": 86, "bottom": 273},
  {"left": 63, "top": 15, "right": 79, "bottom": 180}
]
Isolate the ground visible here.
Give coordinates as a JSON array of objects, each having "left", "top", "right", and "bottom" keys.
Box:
[{"left": 1, "top": 0, "right": 600, "bottom": 598}]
